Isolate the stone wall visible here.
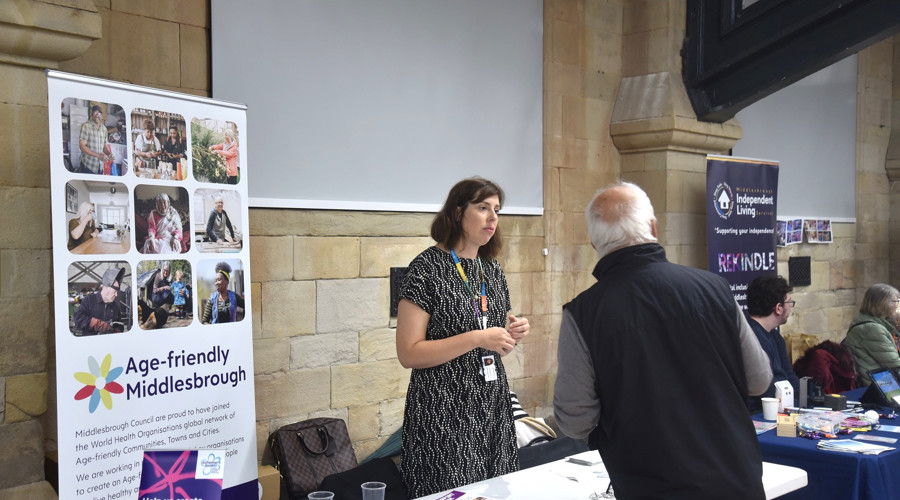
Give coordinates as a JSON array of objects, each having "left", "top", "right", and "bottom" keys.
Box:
[{"left": 0, "top": 0, "right": 895, "bottom": 497}]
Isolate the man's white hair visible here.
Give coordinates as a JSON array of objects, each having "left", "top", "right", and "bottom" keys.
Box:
[{"left": 586, "top": 181, "right": 657, "bottom": 260}]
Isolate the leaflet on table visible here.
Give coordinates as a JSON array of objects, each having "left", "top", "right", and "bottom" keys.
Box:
[
  {"left": 754, "top": 421, "right": 777, "bottom": 435},
  {"left": 817, "top": 439, "right": 895, "bottom": 455},
  {"left": 854, "top": 434, "right": 898, "bottom": 444},
  {"left": 565, "top": 450, "right": 603, "bottom": 466},
  {"left": 432, "top": 492, "right": 500, "bottom": 500}
]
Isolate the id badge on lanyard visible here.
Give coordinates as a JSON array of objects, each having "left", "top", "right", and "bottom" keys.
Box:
[{"left": 481, "top": 355, "right": 497, "bottom": 382}]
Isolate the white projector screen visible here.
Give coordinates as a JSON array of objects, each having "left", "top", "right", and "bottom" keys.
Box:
[
  {"left": 211, "top": 0, "right": 544, "bottom": 214},
  {"left": 733, "top": 54, "right": 857, "bottom": 221}
]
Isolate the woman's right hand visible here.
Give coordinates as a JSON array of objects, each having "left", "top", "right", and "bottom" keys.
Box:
[{"left": 481, "top": 327, "right": 516, "bottom": 356}]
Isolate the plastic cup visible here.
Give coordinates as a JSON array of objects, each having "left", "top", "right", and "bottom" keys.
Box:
[
  {"left": 361, "top": 481, "right": 386, "bottom": 500},
  {"left": 308, "top": 492, "right": 334, "bottom": 500},
  {"left": 761, "top": 397, "right": 779, "bottom": 421}
]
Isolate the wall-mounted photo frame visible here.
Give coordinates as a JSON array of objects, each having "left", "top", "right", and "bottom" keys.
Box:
[{"left": 66, "top": 183, "right": 78, "bottom": 213}]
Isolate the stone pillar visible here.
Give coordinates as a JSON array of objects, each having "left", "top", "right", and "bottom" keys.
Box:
[
  {"left": 0, "top": 1, "right": 101, "bottom": 498},
  {"left": 609, "top": 1, "right": 741, "bottom": 268},
  {"left": 886, "top": 35, "right": 900, "bottom": 285}
]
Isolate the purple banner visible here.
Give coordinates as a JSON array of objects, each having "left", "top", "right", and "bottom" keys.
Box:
[
  {"left": 139, "top": 449, "right": 223, "bottom": 500},
  {"left": 706, "top": 156, "right": 779, "bottom": 310}
]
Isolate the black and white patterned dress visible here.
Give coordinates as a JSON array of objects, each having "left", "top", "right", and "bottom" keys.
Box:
[{"left": 399, "top": 246, "right": 518, "bottom": 497}]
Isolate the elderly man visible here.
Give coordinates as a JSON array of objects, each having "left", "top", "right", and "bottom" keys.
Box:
[
  {"left": 746, "top": 275, "right": 800, "bottom": 412},
  {"left": 73, "top": 267, "right": 125, "bottom": 335},
  {"left": 553, "top": 181, "right": 772, "bottom": 500}
]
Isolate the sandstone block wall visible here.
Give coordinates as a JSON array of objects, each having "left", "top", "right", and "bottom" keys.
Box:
[{"left": 0, "top": 2, "right": 896, "bottom": 496}]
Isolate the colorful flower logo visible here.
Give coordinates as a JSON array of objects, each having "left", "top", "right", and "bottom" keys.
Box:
[{"left": 74, "top": 354, "right": 124, "bottom": 413}]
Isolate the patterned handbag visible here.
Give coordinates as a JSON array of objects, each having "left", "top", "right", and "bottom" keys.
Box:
[{"left": 269, "top": 418, "right": 358, "bottom": 499}]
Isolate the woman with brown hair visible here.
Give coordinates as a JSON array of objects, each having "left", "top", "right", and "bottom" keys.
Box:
[{"left": 396, "top": 177, "right": 529, "bottom": 497}]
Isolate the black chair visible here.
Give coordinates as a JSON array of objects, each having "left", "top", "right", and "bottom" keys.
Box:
[
  {"left": 518, "top": 435, "right": 589, "bottom": 470},
  {"left": 319, "top": 457, "right": 408, "bottom": 500}
]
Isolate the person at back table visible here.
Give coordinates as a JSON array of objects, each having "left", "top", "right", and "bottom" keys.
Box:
[
  {"left": 746, "top": 275, "right": 800, "bottom": 412},
  {"left": 843, "top": 283, "right": 900, "bottom": 386},
  {"left": 553, "top": 181, "right": 772, "bottom": 500}
]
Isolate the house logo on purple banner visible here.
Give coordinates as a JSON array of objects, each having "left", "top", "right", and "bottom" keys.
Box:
[{"left": 713, "top": 182, "right": 734, "bottom": 220}]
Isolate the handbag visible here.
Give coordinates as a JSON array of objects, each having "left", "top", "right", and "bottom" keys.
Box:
[{"left": 269, "top": 418, "right": 358, "bottom": 499}]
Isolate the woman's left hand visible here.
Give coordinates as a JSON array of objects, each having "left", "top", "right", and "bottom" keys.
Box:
[{"left": 507, "top": 314, "right": 530, "bottom": 344}]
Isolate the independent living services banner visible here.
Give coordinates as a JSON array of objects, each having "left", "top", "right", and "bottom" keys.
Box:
[
  {"left": 47, "top": 71, "right": 257, "bottom": 500},
  {"left": 706, "top": 155, "right": 779, "bottom": 310}
]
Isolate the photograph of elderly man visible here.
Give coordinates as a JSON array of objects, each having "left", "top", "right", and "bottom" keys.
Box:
[
  {"left": 69, "top": 263, "right": 132, "bottom": 336},
  {"left": 61, "top": 98, "right": 128, "bottom": 175}
]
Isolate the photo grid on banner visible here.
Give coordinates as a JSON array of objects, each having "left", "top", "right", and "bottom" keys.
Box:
[
  {"left": 46, "top": 70, "right": 258, "bottom": 500},
  {"left": 706, "top": 155, "right": 780, "bottom": 310}
]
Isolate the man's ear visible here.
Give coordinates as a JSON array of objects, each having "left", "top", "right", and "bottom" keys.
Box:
[{"left": 650, "top": 219, "right": 658, "bottom": 238}]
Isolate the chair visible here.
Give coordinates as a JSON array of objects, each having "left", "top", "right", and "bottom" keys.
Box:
[
  {"left": 319, "top": 457, "right": 408, "bottom": 500},
  {"left": 793, "top": 340, "right": 857, "bottom": 394}
]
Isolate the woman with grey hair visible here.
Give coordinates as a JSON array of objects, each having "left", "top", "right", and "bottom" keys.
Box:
[
  {"left": 205, "top": 195, "right": 235, "bottom": 242},
  {"left": 142, "top": 192, "right": 183, "bottom": 254},
  {"left": 843, "top": 283, "right": 900, "bottom": 386},
  {"left": 67, "top": 201, "right": 99, "bottom": 251}
]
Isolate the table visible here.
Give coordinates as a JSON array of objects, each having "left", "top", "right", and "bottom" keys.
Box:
[
  {"left": 415, "top": 451, "right": 807, "bottom": 500},
  {"left": 197, "top": 238, "right": 242, "bottom": 253},
  {"left": 756, "top": 390, "right": 900, "bottom": 500},
  {"left": 70, "top": 234, "right": 130, "bottom": 254}
]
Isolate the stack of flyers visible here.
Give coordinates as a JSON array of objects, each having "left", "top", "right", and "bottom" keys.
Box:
[{"left": 817, "top": 439, "right": 895, "bottom": 455}]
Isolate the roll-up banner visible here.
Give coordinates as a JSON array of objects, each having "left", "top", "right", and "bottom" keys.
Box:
[
  {"left": 706, "top": 155, "right": 779, "bottom": 310},
  {"left": 47, "top": 70, "right": 257, "bottom": 499}
]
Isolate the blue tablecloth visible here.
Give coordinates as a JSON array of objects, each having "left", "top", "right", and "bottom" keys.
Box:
[{"left": 755, "top": 388, "right": 900, "bottom": 500}]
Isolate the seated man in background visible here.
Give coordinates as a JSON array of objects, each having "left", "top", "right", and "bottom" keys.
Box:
[{"left": 746, "top": 275, "right": 799, "bottom": 412}]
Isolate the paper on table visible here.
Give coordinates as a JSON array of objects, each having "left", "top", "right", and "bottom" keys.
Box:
[
  {"left": 754, "top": 421, "right": 777, "bottom": 435},
  {"left": 432, "top": 491, "right": 501, "bottom": 500},
  {"left": 548, "top": 451, "right": 610, "bottom": 489},
  {"left": 854, "top": 434, "right": 898, "bottom": 444},
  {"left": 565, "top": 450, "right": 603, "bottom": 466},
  {"left": 817, "top": 439, "right": 895, "bottom": 455}
]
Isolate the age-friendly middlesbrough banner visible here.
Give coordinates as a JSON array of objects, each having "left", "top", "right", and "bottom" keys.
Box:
[
  {"left": 47, "top": 71, "right": 257, "bottom": 500},
  {"left": 706, "top": 155, "right": 779, "bottom": 310}
]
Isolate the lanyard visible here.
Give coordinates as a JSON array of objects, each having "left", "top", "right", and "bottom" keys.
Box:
[{"left": 450, "top": 249, "right": 488, "bottom": 328}]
